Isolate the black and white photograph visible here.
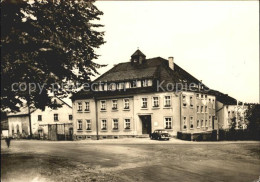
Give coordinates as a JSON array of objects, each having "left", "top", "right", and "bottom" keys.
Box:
[{"left": 1, "top": 0, "right": 260, "bottom": 181}]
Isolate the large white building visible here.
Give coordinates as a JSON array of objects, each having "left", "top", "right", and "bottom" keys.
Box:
[{"left": 71, "top": 50, "right": 217, "bottom": 140}]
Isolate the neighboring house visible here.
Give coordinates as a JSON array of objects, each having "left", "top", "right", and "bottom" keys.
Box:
[
  {"left": 7, "top": 97, "right": 72, "bottom": 139},
  {"left": 210, "top": 90, "right": 248, "bottom": 129},
  {"left": 1, "top": 113, "right": 9, "bottom": 138},
  {"left": 71, "top": 49, "right": 217, "bottom": 140}
]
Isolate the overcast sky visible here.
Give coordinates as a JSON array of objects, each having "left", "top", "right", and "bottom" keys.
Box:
[{"left": 93, "top": 1, "right": 259, "bottom": 103}]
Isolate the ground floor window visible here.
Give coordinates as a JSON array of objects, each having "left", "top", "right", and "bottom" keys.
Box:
[
  {"left": 77, "top": 120, "right": 83, "bottom": 131},
  {"left": 183, "top": 117, "right": 187, "bottom": 130},
  {"left": 201, "top": 120, "right": 204, "bottom": 127},
  {"left": 197, "top": 120, "right": 200, "bottom": 128},
  {"left": 209, "top": 116, "right": 212, "bottom": 127},
  {"left": 86, "top": 120, "right": 91, "bottom": 130},
  {"left": 190, "top": 117, "right": 194, "bottom": 129},
  {"left": 164, "top": 117, "right": 172, "bottom": 129},
  {"left": 205, "top": 120, "right": 208, "bottom": 127},
  {"left": 112, "top": 119, "right": 119, "bottom": 130},
  {"left": 101, "top": 119, "right": 107, "bottom": 130},
  {"left": 124, "top": 119, "right": 130, "bottom": 129}
]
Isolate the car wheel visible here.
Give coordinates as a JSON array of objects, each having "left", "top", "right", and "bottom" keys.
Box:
[
  {"left": 150, "top": 135, "right": 153, "bottom": 140},
  {"left": 157, "top": 136, "right": 161, "bottom": 140}
]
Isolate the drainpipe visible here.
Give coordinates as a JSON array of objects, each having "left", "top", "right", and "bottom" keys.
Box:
[
  {"left": 179, "top": 92, "right": 182, "bottom": 132},
  {"left": 94, "top": 97, "right": 99, "bottom": 140}
]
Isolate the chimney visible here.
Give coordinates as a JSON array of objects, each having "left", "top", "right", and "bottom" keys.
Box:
[{"left": 168, "top": 57, "right": 174, "bottom": 70}]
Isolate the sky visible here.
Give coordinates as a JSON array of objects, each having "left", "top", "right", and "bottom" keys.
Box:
[{"left": 93, "top": 1, "right": 259, "bottom": 103}]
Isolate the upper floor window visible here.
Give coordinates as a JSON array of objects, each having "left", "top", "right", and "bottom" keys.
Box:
[
  {"left": 69, "top": 115, "right": 73, "bottom": 120},
  {"left": 196, "top": 94, "right": 199, "bottom": 99},
  {"left": 100, "top": 100, "right": 106, "bottom": 111},
  {"left": 190, "top": 117, "right": 194, "bottom": 129},
  {"left": 201, "top": 94, "right": 204, "bottom": 99},
  {"left": 201, "top": 106, "right": 204, "bottom": 113},
  {"left": 54, "top": 114, "right": 59, "bottom": 121},
  {"left": 183, "top": 117, "right": 187, "bottom": 130},
  {"left": 164, "top": 96, "right": 171, "bottom": 107},
  {"left": 77, "top": 120, "right": 82, "bottom": 131},
  {"left": 212, "top": 99, "right": 215, "bottom": 109},
  {"left": 112, "top": 100, "right": 118, "bottom": 110},
  {"left": 124, "top": 119, "right": 131, "bottom": 129},
  {"left": 124, "top": 99, "right": 130, "bottom": 110},
  {"left": 197, "top": 106, "right": 199, "bottom": 113},
  {"left": 141, "top": 98, "right": 148, "bottom": 108},
  {"left": 205, "top": 120, "right": 208, "bottom": 127},
  {"left": 209, "top": 98, "right": 211, "bottom": 102},
  {"left": 142, "top": 80, "right": 149, "bottom": 87},
  {"left": 201, "top": 120, "right": 204, "bottom": 127},
  {"left": 205, "top": 106, "right": 207, "bottom": 113},
  {"left": 38, "top": 115, "right": 42, "bottom": 121},
  {"left": 182, "top": 95, "right": 187, "bottom": 107},
  {"left": 164, "top": 117, "right": 172, "bottom": 129},
  {"left": 85, "top": 102, "right": 90, "bottom": 111},
  {"left": 190, "top": 96, "right": 193, "bottom": 108},
  {"left": 130, "top": 80, "right": 137, "bottom": 88},
  {"left": 112, "top": 119, "right": 119, "bottom": 130},
  {"left": 101, "top": 119, "right": 107, "bottom": 130},
  {"left": 153, "top": 97, "right": 159, "bottom": 107},
  {"left": 78, "top": 102, "right": 82, "bottom": 111},
  {"left": 205, "top": 95, "right": 207, "bottom": 99}
]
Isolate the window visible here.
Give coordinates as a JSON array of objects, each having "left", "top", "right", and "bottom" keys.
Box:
[
  {"left": 209, "top": 116, "right": 212, "bottom": 127},
  {"left": 201, "top": 120, "right": 204, "bottom": 127},
  {"left": 69, "top": 115, "right": 73, "bottom": 120},
  {"left": 54, "top": 114, "right": 59, "bottom": 121},
  {"left": 112, "top": 100, "right": 118, "bottom": 110},
  {"left": 205, "top": 106, "right": 207, "bottom": 113},
  {"left": 182, "top": 95, "right": 187, "bottom": 107},
  {"left": 164, "top": 117, "right": 172, "bottom": 129},
  {"left": 209, "top": 98, "right": 211, "bottom": 102},
  {"left": 205, "top": 95, "right": 207, "bottom": 99},
  {"left": 86, "top": 120, "right": 91, "bottom": 130},
  {"left": 38, "top": 115, "right": 42, "bottom": 121},
  {"left": 197, "top": 106, "right": 199, "bottom": 113},
  {"left": 201, "top": 106, "right": 204, "bottom": 113},
  {"left": 142, "top": 98, "right": 148, "bottom": 108},
  {"left": 112, "top": 119, "right": 119, "bottom": 130},
  {"left": 190, "top": 117, "right": 194, "bottom": 129},
  {"left": 142, "top": 80, "right": 148, "bottom": 87},
  {"left": 85, "top": 102, "right": 90, "bottom": 111},
  {"left": 130, "top": 80, "right": 137, "bottom": 88},
  {"left": 101, "top": 119, "right": 107, "bottom": 130},
  {"left": 201, "top": 94, "right": 204, "bottom": 99},
  {"left": 153, "top": 97, "right": 159, "bottom": 107},
  {"left": 205, "top": 120, "right": 208, "bottom": 127},
  {"left": 77, "top": 120, "right": 83, "bottom": 130},
  {"left": 124, "top": 99, "right": 130, "bottom": 109},
  {"left": 100, "top": 100, "right": 106, "bottom": 111},
  {"left": 183, "top": 117, "right": 187, "bottom": 129},
  {"left": 78, "top": 102, "right": 82, "bottom": 111},
  {"left": 213, "top": 99, "right": 215, "bottom": 109},
  {"left": 164, "top": 96, "right": 171, "bottom": 107},
  {"left": 197, "top": 120, "right": 200, "bottom": 128},
  {"left": 190, "top": 96, "right": 193, "bottom": 108},
  {"left": 196, "top": 94, "right": 200, "bottom": 99},
  {"left": 124, "top": 119, "right": 130, "bottom": 129}
]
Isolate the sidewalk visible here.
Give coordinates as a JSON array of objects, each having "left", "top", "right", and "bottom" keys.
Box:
[{"left": 4, "top": 138, "right": 260, "bottom": 145}]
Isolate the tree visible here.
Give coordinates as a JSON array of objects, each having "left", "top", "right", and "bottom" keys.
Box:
[
  {"left": 1, "top": 0, "right": 105, "bottom": 112},
  {"left": 245, "top": 104, "right": 260, "bottom": 140}
]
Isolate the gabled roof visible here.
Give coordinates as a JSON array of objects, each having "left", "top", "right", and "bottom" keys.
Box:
[
  {"left": 131, "top": 49, "right": 146, "bottom": 57},
  {"left": 208, "top": 90, "right": 237, "bottom": 105},
  {"left": 72, "top": 54, "right": 210, "bottom": 100}
]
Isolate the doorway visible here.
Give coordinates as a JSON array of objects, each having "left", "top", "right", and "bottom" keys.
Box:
[{"left": 140, "top": 115, "right": 152, "bottom": 134}]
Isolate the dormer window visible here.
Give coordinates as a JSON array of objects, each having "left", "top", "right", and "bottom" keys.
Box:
[{"left": 130, "top": 49, "right": 146, "bottom": 65}]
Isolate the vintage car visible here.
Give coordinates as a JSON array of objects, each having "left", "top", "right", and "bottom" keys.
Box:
[{"left": 150, "top": 129, "right": 170, "bottom": 140}]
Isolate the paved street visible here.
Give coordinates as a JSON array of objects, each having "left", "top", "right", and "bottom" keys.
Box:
[{"left": 1, "top": 139, "right": 260, "bottom": 182}]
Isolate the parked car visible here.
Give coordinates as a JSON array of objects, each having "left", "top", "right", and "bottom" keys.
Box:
[{"left": 150, "top": 129, "right": 170, "bottom": 140}]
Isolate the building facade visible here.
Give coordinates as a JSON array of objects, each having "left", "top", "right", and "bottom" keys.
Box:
[
  {"left": 72, "top": 50, "right": 217, "bottom": 139},
  {"left": 8, "top": 97, "right": 72, "bottom": 139}
]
